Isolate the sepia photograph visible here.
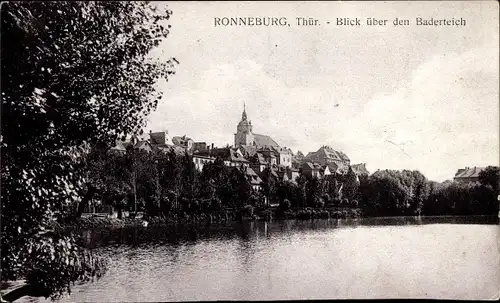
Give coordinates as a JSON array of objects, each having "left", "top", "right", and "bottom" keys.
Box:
[{"left": 1, "top": 1, "right": 499, "bottom": 302}]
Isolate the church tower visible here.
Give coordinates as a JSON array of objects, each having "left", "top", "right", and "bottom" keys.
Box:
[{"left": 234, "top": 104, "right": 255, "bottom": 147}]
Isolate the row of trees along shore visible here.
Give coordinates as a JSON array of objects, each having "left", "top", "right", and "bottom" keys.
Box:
[
  {"left": 83, "top": 147, "right": 500, "bottom": 220},
  {"left": 1, "top": 1, "right": 499, "bottom": 302}
]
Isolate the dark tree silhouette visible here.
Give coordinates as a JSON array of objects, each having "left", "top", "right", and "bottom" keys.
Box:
[
  {"left": 479, "top": 166, "right": 500, "bottom": 193},
  {"left": 342, "top": 167, "right": 359, "bottom": 202},
  {"left": 1, "top": 1, "right": 177, "bottom": 300}
]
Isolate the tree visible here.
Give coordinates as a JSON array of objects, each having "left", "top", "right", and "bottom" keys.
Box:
[
  {"left": 359, "top": 170, "right": 409, "bottom": 216},
  {"left": 128, "top": 149, "right": 158, "bottom": 214},
  {"left": 1, "top": 2, "right": 177, "bottom": 300},
  {"left": 261, "top": 167, "right": 277, "bottom": 206},
  {"left": 468, "top": 183, "right": 497, "bottom": 215},
  {"left": 402, "top": 170, "right": 429, "bottom": 216},
  {"left": 358, "top": 170, "right": 433, "bottom": 216},
  {"left": 229, "top": 167, "right": 251, "bottom": 208},
  {"left": 296, "top": 174, "right": 308, "bottom": 207},
  {"left": 277, "top": 198, "right": 292, "bottom": 217},
  {"left": 422, "top": 180, "right": 497, "bottom": 216},
  {"left": 196, "top": 163, "right": 217, "bottom": 204},
  {"left": 305, "top": 176, "right": 322, "bottom": 207},
  {"left": 180, "top": 151, "right": 199, "bottom": 207},
  {"left": 200, "top": 158, "right": 232, "bottom": 208},
  {"left": 103, "top": 182, "right": 131, "bottom": 219},
  {"left": 423, "top": 181, "right": 455, "bottom": 216},
  {"left": 280, "top": 198, "right": 292, "bottom": 211},
  {"left": 321, "top": 193, "right": 331, "bottom": 205},
  {"left": 342, "top": 167, "right": 359, "bottom": 202},
  {"left": 158, "top": 150, "right": 184, "bottom": 212},
  {"left": 276, "top": 180, "right": 300, "bottom": 207},
  {"left": 479, "top": 166, "right": 500, "bottom": 193},
  {"left": 249, "top": 193, "right": 260, "bottom": 207}
]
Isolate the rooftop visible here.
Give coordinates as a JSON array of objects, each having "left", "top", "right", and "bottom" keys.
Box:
[
  {"left": 254, "top": 133, "right": 280, "bottom": 148},
  {"left": 454, "top": 166, "right": 486, "bottom": 179},
  {"left": 351, "top": 163, "right": 370, "bottom": 176}
]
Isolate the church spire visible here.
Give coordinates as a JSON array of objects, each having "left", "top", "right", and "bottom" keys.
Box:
[{"left": 242, "top": 103, "right": 247, "bottom": 121}]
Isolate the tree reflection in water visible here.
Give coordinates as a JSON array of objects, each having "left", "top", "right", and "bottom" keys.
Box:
[{"left": 78, "top": 216, "right": 497, "bottom": 249}]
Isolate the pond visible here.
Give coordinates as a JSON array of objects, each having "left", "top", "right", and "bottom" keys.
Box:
[{"left": 32, "top": 216, "right": 499, "bottom": 301}]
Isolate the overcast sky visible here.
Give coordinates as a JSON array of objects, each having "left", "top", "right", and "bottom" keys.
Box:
[{"left": 145, "top": 1, "right": 499, "bottom": 182}]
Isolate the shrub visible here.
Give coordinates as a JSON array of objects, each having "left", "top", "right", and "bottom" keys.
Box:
[
  {"left": 279, "top": 199, "right": 291, "bottom": 211},
  {"left": 332, "top": 198, "right": 341, "bottom": 207},
  {"left": 241, "top": 205, "right": 254, "bottom": 217}
]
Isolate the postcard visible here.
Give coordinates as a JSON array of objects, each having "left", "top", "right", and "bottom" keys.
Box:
[{"left": 1, "top": 1, "right": 498, "bottom": 302}]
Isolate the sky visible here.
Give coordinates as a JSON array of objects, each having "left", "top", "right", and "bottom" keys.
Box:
[{"left": 145, "top": 1, "right": 499, "bottom": 182}]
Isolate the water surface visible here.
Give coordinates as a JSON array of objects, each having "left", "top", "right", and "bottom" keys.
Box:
[{"left": 37, "top": 217, "right": 500, "bottom": 301}]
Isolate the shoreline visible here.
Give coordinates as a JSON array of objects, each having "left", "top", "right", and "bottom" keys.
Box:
[
  {"left": 52, "top": 207, "right": 363, "bottom": 232},
  {"left": 51, "top": 211, "right": 498, "bottom": 235}
]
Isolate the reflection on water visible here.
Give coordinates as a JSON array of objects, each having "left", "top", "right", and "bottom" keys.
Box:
[
  {"left": 80, "top": 216, "right": 498, "bottom": 249},
  {"left": 34, "top": 217, "right": 499, "bottom": 302}
]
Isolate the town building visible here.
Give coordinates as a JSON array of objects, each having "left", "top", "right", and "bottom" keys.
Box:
[
  {"left": 237, "top": 145, "right": 258, "bottom": 158},
  {"left": 304, "top": 145, "right": 351, "bottom": 176},
  {"left": 208, "top": 147, "right": 250, "bottom": 168},
  {"left": 192, "top": 154, "right": 215, "bottom": 171},
  {"left": 305, "top": 145, "right": 350, "bottom": 167},
  {"left": 292, "top": 151, "right": 305, "bottom": 169},
  {"left": 301, "top": 162, "right": 322, "bottom": 179},
  {"left": 149, "top": 131, "right": 187, "bottom": 156},
  {"left": 134, "top": 139, "right": 153, "bottom": 153},
  {"left": 258, "top": 146, "right": 278, "bottom": 166},
  {"left": 250, "top": 153, "right": 268, "bottom": 174},
  {"left": 172, "top": 135, "right": 194, "bottom": 152},
  {"left": 193, "top": 142, "right": 208, "bottom": 152},
  {"left": 453, "top": 166, "right": 487, "bottom": 183},
  {"left": 286, "top": 167, "right": 300, "bottom": 184},
  {"left": 108, "top": 141, "right": 127, "bottom": 155},
  {"left": 233, "top": 105, "right": 294, "bottom": 168},
  {"left": 320, "top": 165, "right": 332, "bottom": 178},
  {"left": 110, "top": 136, "right": 154, "bottom": 154},
  {"left": 244, "top": 167, "right": 263, "bottom": 191},
  {"left": 234, "top": 105, "right": 280, "bottom": 149},
  {"left": 351, "top": 163, "right": 370, "bottom": 177},
  {"left": 276, "top": 169, "right": 289, "bottom": 183},
  {"left": 159, "top": 145, "right": 187, "bottom": 156},
  {"left": 327, "top": 161, "right": 349, "bottom": 175},
  {"left": 149, "top": 130, "right": 174, "bottom": 146},
  {"left": 261, "top": 165, "right": 299, "bottom": 185},
  {"left": 274, "top": 146, "right": 293, "bottom": 168}
]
